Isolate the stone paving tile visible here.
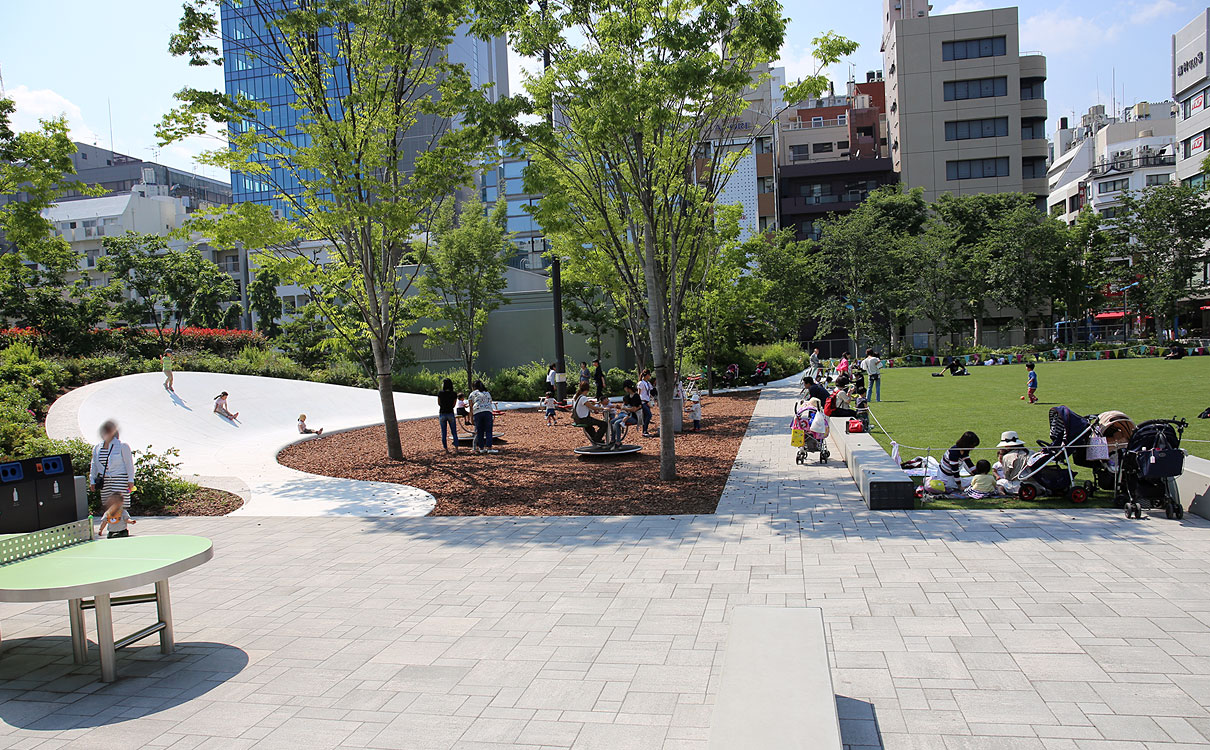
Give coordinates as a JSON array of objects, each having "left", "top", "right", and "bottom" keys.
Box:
[{"left": 4, "top": 383, "right": 1210, "bottom": 748}]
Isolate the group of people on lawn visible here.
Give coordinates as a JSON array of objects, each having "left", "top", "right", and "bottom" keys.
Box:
[{"left": 934, "top": 430, "right": 1029, "bottom": 498}]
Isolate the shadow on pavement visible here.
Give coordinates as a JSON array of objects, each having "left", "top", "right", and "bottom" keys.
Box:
[{"left": 0, "top": 638, "right": 248, "bottom": 730}]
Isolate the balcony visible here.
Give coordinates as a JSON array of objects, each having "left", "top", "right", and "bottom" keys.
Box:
[
  {"left": 1089, "top": 154, "right": 1176, "bottom": 176},
  {"left": 784, "top": 117, "right": 847, "bottom": 130},
  {"left": 217, "top": 259, "right": 241, "bottom": 273}
]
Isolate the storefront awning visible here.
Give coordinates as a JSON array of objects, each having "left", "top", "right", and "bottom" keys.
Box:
[{"left": 1093, "top": 311, "right": 1126, "bottom": 320}]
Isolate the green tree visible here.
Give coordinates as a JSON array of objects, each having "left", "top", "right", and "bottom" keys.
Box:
[
  {"left": 511, "top": 0, "right": 854, "bottom": 478},
  {"left": 1109, "top": 181, "right": 1210, "bottom": 338},
  {"left": 0, "top": 98, "right": 108, "bottom": 354},
  {"left": 99, "top": 233, "right": 235, "bottom": 342},
  {"left": 1043, "top": 209, "right": 1112, "bottom": 343},
  {"left": 248, "top": 265, "right": 283, "bottom": 337},
  {"left": 561, "top": 277, "right": 622, "bottom": 364},
  {"left": 416, "top": 198, "right": 511, "bottom": 390},
  {"left": 161, "top": 0, "right": 501, "bottom": 460},
  {"left": 983, "top": 203, "right": 1067, "bottom": 342},
  {"left": 222, "top": 302, "right": 243, "bottom": 330}
]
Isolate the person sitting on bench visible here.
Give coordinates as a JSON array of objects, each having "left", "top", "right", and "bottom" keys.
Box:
[{"left": 573, "top": 382, "right": 609, "bottom": 444}]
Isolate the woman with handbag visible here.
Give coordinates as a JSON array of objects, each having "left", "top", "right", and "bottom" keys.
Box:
[{"left": 90, "top": 420, "right": 135, "bottom": 509}]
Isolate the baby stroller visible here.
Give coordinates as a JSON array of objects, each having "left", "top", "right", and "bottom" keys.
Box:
[
  {"left": 792, "top": 401, "right": 830, "bottom": 464},
  {"left": 722, "top": 363, "right": 739, "bottom": 387},
  {"left": 753, "top": 361, "right": 771, "bottom": 385},
  {"left": 1117, "top": 418, "right": 1188, "bottom": 519},
  {"left": 1016, "top": 406, "right": 1104, "bottom": 503}
]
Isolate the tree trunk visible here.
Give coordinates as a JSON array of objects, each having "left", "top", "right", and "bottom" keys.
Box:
[
  {"left": 705, "top": 315, "right": 715, "bottom": 396},
  {"left": 642, "top": 226, "right": 676, "bottom": 481},
  {"left": 372, "top": 338, "right": 403, "bottom": 461},
  {"left": 972, "top": 314, "right": 982, "bottom": 349}
]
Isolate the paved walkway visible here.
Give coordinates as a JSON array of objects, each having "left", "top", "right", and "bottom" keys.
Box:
[{"left": 7, "top": 382, "right": 1210, "bottom": 749}]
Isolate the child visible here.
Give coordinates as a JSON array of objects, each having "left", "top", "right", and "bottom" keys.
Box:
[
  {"left": 98, "top": 492, "right": 136, "bottom": 539},
  {"left": 542, "top": 391, "right": 558, "bottom": 426},
  {"left": 965, "top": 460, "right": 999, "bottom": 499},
  {"left": 161, "top": 348, "right": 175, "bottom": 392},
  {"left": 1021, "top": 363, "right": 1038, "bottom": 403},
  {"left": 213, "top": 391, "right": 239, "bottom": 419},
  {"left": 455, "top": 393, "right": 471, "bottom": 428},
  {"left": 297, "top": 414, "right": 324, "bottom": 436},
  {"left": 685, "top": 392, "right": 702, "bottom": 431}
]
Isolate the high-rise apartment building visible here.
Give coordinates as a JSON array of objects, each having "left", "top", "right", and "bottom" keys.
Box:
[
  {"left": 219, "top": 3, "right": 508, "bottom": 212},
  {"left": 776, "top": 74, "right": 898, "bottom": 240},
  {"left": 881, "top": 3, "right": 1048, "bottom": 205}
]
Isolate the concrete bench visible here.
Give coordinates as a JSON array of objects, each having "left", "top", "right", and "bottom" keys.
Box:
[
  {"left": 1178, "top": 454, "right": 1210, "bottom": 521},
  {"left": 707, "top": 607, "right": 841, "bottom": 750},
  {"left": 826, "top": 417, "right": 915, "bottom": 510}
]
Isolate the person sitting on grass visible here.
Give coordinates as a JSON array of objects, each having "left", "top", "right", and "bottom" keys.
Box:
[
  {"left": 572, "top": 381, "right": 610, "bottom": 445},
  {"left": 938, "top": 357, "right": 969, "bottom": 377},
  {"left": 939, "top": 431, "right": 980, "bottom": 491},
  {"left": 98, "top": 492, "right": 136, "bottom": 539},
  {"left": 964, "top": 460, "right": 999, "bottom": 499},
  {"left": 297, "top": 414, "right": 324, "bottom": 436}
]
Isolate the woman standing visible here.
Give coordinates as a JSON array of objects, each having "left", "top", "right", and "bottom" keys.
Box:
[
  {"left": 437, "top": 378, "right": 459, "bottom": 453},
  {"left": 468, "top": 380, "right": 498, "bottom": 454},
  {"left": 90, "top": 420, "right": 135, "bottom": 509}
]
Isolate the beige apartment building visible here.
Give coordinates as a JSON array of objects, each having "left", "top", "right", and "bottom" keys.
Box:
[{"left": 882, "top": 2, "right": 1049, "bottom": 206}]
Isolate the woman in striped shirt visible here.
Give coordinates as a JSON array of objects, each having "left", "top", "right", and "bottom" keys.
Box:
[
  {"left": 939, "top": 431, "right": 980, "bottom": 491},
  {"left": 90, "top": 420, "right": 135, "bottom": 509}
]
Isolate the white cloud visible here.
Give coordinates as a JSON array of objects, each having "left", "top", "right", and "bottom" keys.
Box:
[
  {"left": 1129, "top": 0, "right": 1183, "bottom": 24},
  {"left": 6, "top": 85, "right": 101, "bottom": 145},
  {"left": 933, "top": 0, "right": 989, "bottom": 15},
  {"left": 1021, "top": 10, "right": 1122, "bottom": 56}
]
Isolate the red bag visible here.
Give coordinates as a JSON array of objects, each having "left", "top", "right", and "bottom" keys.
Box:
[{"left": 846, "top": 419, "right": 865, "bottom": 434}]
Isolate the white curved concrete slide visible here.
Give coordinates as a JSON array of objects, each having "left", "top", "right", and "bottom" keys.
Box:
[{"left": 46, "top": 372, "right": 441, "bottom": 517}]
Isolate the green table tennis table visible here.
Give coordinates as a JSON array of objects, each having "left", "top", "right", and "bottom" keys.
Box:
[{"left": 0, "top": 520, "right": 213, "bottom": 682}]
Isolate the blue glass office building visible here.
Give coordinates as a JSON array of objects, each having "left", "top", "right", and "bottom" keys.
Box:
[{"left": 220, "top": 2, "right": 509, "bottom": 214}]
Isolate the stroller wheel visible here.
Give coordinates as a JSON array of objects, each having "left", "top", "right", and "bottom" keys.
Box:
[
  {"left": 1176, "top": 503, "right": 1184, "bottom": 520},
  {"left": 1124, "top": 504, "right": 1134, "bottom": 520},
  {"left": 1134, "top": 503, "right": 1144, "bottom": 519},
  {"left": 1069, "top": 487, "right": 1088, "bottom": 504},
  {"left": 1019, "top": 484, "right": 1038, "bottom": 501},
  {"left": 1083, "top": 480, "right": 1095, "bottom": 495}
]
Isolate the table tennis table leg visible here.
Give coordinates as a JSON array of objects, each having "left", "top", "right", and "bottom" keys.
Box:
[
  {"left": 68, "top": 599, "right": 88, "bottom": 664},
  {"left": 155, "top": 579, "right": 173, "bottom": 655},
  {"left": 94, "top": 594, "right": 116, "bottom": 682}
]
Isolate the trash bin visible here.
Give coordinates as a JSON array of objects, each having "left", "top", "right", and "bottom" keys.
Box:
[
  {"left": 30, "top": 454, "right": 76, "bottom": 529},
  {"left": 0, "top": 460, "right": 39, "bottom": 534},
  {"left": 670, "top": 394, "right": 685, "bottom": 433}
]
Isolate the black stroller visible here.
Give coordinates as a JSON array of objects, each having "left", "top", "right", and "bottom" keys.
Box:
[
  {"left": 1117, "top": 418, "right": 1188, "bottom": 520},
  {"left": 1017, "top": 406, "right": 1112, "bottom": 503}
]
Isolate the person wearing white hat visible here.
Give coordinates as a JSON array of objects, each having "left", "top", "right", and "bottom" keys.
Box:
[
  {"left": 994, "top": 431, "right": 1028, "bottom": 495},
  {"left": 685, "top": 392, "right": 703, "bottom": 432}
]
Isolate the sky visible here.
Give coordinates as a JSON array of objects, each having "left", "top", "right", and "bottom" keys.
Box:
[{"left": 0, "top": 0, "right": 1197, "bottom": 187}]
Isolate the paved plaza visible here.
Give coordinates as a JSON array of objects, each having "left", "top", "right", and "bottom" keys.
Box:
[{"left": 4, "top": 383, "right": 1210, "bottom": 749}]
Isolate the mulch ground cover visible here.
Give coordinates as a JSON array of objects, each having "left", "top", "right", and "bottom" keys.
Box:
[
  {"left": 278, "top": 391, "right": 760, "bottom": 516},
  {"left": 131, "top": 487, "right": 244, "bottom": 517}
]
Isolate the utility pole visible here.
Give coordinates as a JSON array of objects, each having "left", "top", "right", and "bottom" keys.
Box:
[{"left": 540, "top": 0, "right": 567, "bottom": 402}]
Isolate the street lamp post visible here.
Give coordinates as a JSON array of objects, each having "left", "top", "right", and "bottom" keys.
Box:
[{"left": 539, "top": 0, "right": 567, "bottom": 401}]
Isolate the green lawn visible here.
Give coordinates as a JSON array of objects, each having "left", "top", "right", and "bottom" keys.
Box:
[{"left": 865, "top": 357, "right": 1210, "bottom": 461}]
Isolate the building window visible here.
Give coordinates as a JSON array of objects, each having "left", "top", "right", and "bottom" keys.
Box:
[
  {"left": 1185, "top": 173, "right": 1206, "bottom": 188},
  {"left": 1049, "top": 203, "right": 1064, "bottom": 218},
  {"left": 1100, "top": 207, "right": 1120, "bottom": 219},
  {"left": 945, "top": 157, "right": 1009, "bottom": 180},
  {"left": 1145, "top": 173, "right": 1170, "bottom": 186},
  {"left": 944, "top": 117, "right": 1008, "bottom": 141},
  {"left": 756, "top": 136, "right": 773, "bottom": 154},
  {"left": 789, "top": 144, "right": 810, "bottom": 162},
  {"left": 758, "top": 176, "right": 774, "bottom": 194},
  {"left": 1021, "top": 117, "right": 1046, "bottom": 140},
  {"left": 1022, "top": 156, "right": 1047, "bottom": 179},
  {"left": 811, "top": 116, "right": 823, "bottom": 127},
  {"left": 836, "top": 140, "right": 850, "bottom": 150},
  {"left": 942, "top": 36, "right": 1007, "bottom": 61},
  {"left": 943, "top": 76, "right": 1008, "bottom": 101},
  {"left": 1097, "top": 178, "right": 1130, "bottom": 194},
  {"left": 1020, "top": 78, "right": 1045, "bottom": 101},
  {"left": 813, "top": 142, "right": 834, "bottom": 153}
]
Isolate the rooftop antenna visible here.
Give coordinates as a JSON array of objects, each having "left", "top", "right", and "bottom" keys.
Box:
[
  {"left": 0, "top": 62, "right": 6, "bottom": 97},
  {"left": 108, "top": 98, "right": 114, "bottom": 154}
]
